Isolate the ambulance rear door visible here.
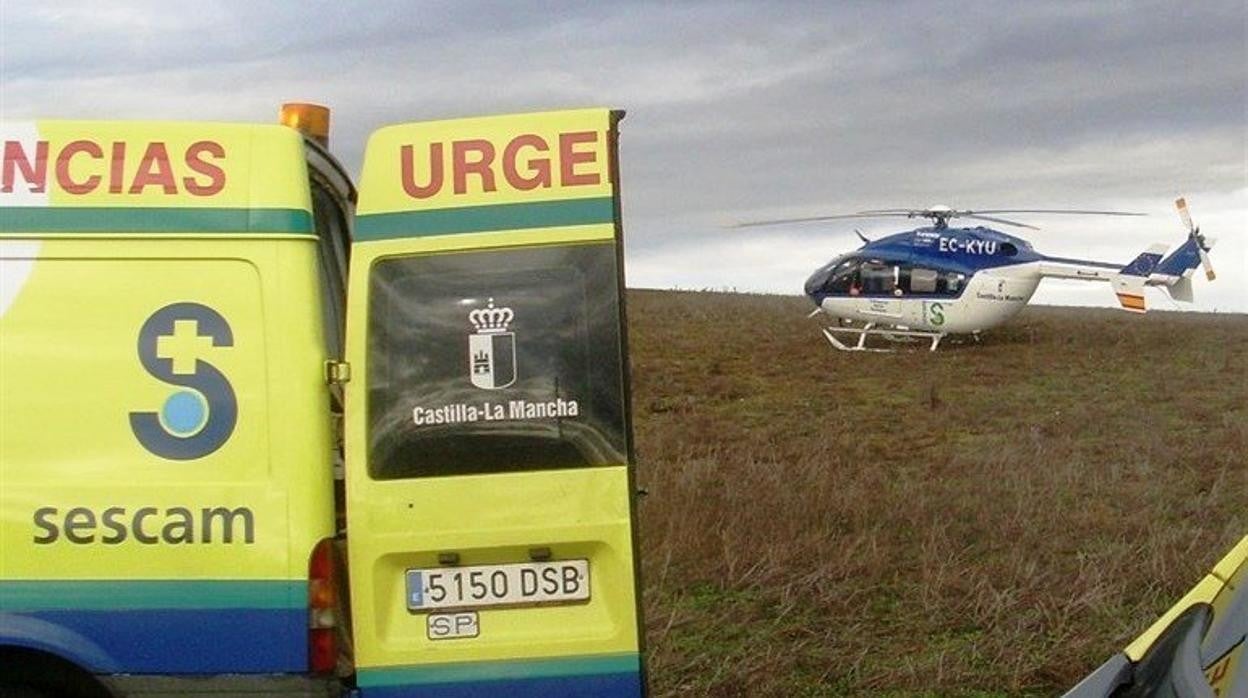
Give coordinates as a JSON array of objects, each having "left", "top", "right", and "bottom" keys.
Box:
[{"left": 343, "top": 109, "right": 645, "bottom": 697}]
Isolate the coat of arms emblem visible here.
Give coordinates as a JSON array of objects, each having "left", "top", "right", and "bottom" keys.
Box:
[{"left": 468, "top": 298, "right": 516, "bottom": 390}]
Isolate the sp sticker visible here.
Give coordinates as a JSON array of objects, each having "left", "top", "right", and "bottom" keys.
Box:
[
  {"left": 130, "top": 303, "right": 237, "bottom": 460},
  {"left": 427, "top": 612, "right": 480, "bottom": 640}
]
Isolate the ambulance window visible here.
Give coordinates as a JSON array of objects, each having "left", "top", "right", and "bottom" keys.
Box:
[
  {"left": 366, "top": 243, "right": 628, "bottom": 480},
  {"left": 311, "top": 183, "right": 348, "bottom": 358}
]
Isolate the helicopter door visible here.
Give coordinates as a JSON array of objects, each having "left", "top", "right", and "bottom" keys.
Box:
[
  {"left": 902, "top": 266, "right": 940, "bottom": 327},
  {"left": 857, "top": 261, "right": 903, "bottom": 319}
]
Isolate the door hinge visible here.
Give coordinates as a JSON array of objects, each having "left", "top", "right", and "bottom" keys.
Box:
[{"left": 325, "top": 360, "right": 352, "bottom": 385}]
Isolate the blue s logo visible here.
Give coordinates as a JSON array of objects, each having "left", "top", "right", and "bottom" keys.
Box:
[{"left": 130, "top": 303, "right": 237, "bottom": 460}]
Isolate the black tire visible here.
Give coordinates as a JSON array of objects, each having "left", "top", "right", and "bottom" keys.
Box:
[
  {"left": 0, "top": 649, "right": 110, "bottom": 698},
  {"left": 0, "top": 685, "right": 56, "bottom": 698}
]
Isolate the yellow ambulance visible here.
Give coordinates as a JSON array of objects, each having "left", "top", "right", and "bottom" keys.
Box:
[
  {"left": 0, "top": 106, "right": 645, "bottom": 697},
  {"left": 1064, "top": 535, "right": 1247, "bottom": 696}
]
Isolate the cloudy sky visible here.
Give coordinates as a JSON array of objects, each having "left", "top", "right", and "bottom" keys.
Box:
[{"left": 2, "top": 1, "right": 1244, "bottom": 311}]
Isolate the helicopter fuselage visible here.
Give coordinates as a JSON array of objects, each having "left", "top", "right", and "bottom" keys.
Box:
[
  {"left": 814, "top": 268, "right": 1041, "bottom": 333},
  {"left": 779, "top": 198, "right": 1212, "bottom": 349},
  {"left": 804, "top": 226, "right": 1117, "bottom": 334}
]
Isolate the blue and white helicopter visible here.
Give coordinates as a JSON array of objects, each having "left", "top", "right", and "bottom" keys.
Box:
[{"left": 742, "top": 198, "right": 1216, "bottom": 351}]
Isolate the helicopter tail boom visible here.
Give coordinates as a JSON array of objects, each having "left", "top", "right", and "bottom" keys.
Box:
[{"left": 1118, "top": 245, "right": 1168, "bottom": 278}]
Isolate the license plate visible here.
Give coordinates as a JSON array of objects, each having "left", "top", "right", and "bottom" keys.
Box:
[{"left": 406, "top": 559, "right": 590, "bottom": 611}]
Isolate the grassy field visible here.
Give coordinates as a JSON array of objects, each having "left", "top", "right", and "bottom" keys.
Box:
[{"left": 627, "top": 289, "right": 1246, "bottom": 697}]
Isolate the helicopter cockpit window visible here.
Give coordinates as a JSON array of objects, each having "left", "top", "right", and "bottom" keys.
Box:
[
  {"left": 908, "top": 267, "right": 939, "bottom": 294},
  {"left": 824, "top": 257, "right": 862, "bottom": 294},
  {"left": 945, "top": 272, "right": 965, "bottom": 293}
]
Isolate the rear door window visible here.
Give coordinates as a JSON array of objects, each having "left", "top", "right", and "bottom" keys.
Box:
[{"left": 366, "top": 243, "right": 628, "bottom": 480}]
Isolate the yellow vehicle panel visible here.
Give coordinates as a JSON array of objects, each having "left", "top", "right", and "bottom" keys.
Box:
[
  {"left": 0, "top": 120, "right": 335, "bottom": 675},
  {"left": 1, "top": 120, "right": 312, "bottom": 233},
  {"left": 1124, "top": 535, "right": 1247, "bottom": 663},
  {"left": 1067, "top": 535, "right": 1247, "bottom": 696},
  {"left": 346, "top": 109, "right": 643, "bottom": 696},
  {"left": 356, "top": 108, "right": 616, "bottom": 218}
]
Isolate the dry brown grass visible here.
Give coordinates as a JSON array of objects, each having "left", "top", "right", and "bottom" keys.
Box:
[{"left": 627, "top": 289, "right": 1247, "bottom": 697}]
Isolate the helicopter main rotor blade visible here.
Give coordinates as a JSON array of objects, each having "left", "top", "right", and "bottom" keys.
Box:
[
  {"left": 855, "top": 208, "right": 925, "bottom": 215},
  {"left": 731, "top": 212, "right": 912, "bottom": 228},
  {"left": 733, "top": 207, "right": 1147, "bottom": 229},
  {"left": 961, "top": 213, "right": 1040, "bottom": 230},
  {"left": 969, "top": 209, "right": 1147, "bottom": 217}
]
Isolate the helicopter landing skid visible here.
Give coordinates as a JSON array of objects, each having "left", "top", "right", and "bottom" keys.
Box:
[{"left": 820, "top": 323, "right": 945, "bottom": 352}]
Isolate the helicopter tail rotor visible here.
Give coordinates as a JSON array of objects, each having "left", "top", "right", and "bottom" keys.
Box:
[
  {"left": 1176, "top": 197, "right": 1216, "bottom": 281},
  {"left": 1148, "top": 197, "right": 1216, "bottom": 301}
]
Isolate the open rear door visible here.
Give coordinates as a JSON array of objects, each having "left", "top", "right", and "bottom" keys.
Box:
[{"left": 344, "top": 110, "right": 644, "bottom": 696}]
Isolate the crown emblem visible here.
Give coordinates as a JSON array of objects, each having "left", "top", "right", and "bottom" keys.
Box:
[{"left": 469, "top": 298, "right": 513, "bottom": 334}]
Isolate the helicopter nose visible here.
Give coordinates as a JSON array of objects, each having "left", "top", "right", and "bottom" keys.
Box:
[{"left": 804, "top": 266, "right": 832, "bottom": 299}]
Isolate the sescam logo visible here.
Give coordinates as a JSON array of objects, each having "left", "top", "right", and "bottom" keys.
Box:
[{"left": 130, "top": 303, "right": 237, "bottom": 460}]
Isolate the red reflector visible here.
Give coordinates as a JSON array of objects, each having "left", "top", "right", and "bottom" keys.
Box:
[
  {"left": 309, "top": 578, "right": 336, "bottom": 609},
  {"left": 309, "top": 538, "right": 335, "bottom": 583},
  {"left": 309, "top": 627, "right": 336, "bottom": 674},
  {"left": 308, "top": 538, "right": 339, "bottom": 674}
]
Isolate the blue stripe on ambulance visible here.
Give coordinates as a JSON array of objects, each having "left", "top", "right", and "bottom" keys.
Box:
[
  {"left": 0, "top": 580, "right": 306, "bottom": 673},
  {"left": 356, "top": 652, "right": 643, "bottom": 697}
]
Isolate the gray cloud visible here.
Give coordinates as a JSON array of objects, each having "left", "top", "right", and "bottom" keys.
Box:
[{"left": 2, "top": 0, "right": 1244, "bottom": 309}]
